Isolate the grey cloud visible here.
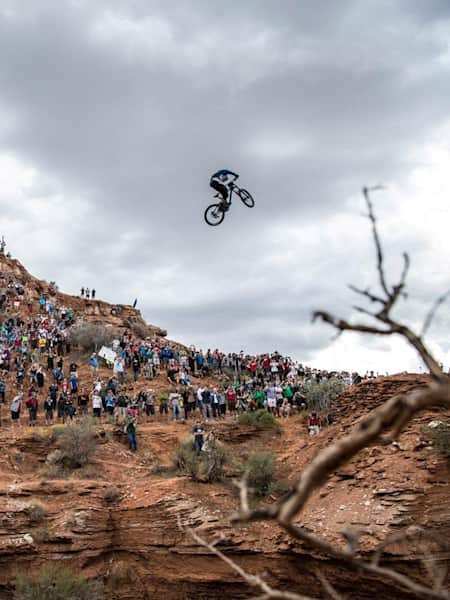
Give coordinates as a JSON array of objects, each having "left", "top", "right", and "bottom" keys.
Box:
[{"left": 1, "top": 1, "right": 450, "bottom": 369}]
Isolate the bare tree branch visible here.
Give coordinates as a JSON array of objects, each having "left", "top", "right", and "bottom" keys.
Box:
[
  {"left": 312, "top": 311, "right": 393, "bottom": 336},
  {"left": 421, "top": 288, "right": 450, "bottom": 336},
  {"left": 314, "top": 188, "right": 446, "bottom": 381},
  {"left": 348, "top": 284, "right": 385, "bottom": 305},
  {"left": 363, "top": 185, "right": 389, "bottom": 297},
  {"left": 315, "top": 571, "right": 345, "bottom": 600}
]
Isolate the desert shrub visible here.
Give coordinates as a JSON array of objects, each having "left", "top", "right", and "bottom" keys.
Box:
[
  {"left": 200, "top": 439, "right": 228, "bottom": 482},
  {"left": 174, "top": 436, "right": 228, "bottom": 483},
  {"left": 24, "top": 502, "right": 48, "bottom": 524},
  {"left": 103, "top": 486, "right": 122, "bottom": 503},
  {"left": 44, "top": 450, "right": 67, "bottom": 479},
  {"left": 45, "top": 421, "right": 97, "bottom": 473},
  {"left": 174, "top": 438, "right": 199, "bottom": 478},
  {"left": 302, "top": 378, "right": 344, "bottom": 412},
  {"left": 270, "top": 478, "right": 290, "bottom": 497},
  {"left": 237, "top": 409, "right": 280, "bottom": 430},
  {"left": 31, "top": 425, "right": 66, "bottom": 444},
  {"left": 71, "top": 322, "right": 114, "bottom": 353},
  {"left": 423, "top": 421, "right": 450, "bottom": 457},
  {"left": 107, "top": 562, "right": 133, "bottom": 586},
  {"left": 141, "top": 449, "right": 154, "bottom": 466},
  {"left": 14, "top": 566, "right": 104, "bottom": 600},
  {"left": 31, "top": 525, "right": 50, "bottom": 543},
  {"left": 243, "top": 451, "right": 276, "bottom": 498}
]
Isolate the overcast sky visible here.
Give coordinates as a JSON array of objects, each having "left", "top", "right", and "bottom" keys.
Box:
[{"left": 1, "top": 0, "right": 449, "bottom": 373}]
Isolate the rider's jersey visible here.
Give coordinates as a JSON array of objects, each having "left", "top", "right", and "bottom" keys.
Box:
[{"left": 210, "top": 169, "right": 239, "bottom": 186}]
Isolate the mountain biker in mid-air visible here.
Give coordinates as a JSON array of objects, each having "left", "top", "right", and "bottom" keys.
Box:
[{"left": 209, "top": 169, "right": 239, "bottom": 211}]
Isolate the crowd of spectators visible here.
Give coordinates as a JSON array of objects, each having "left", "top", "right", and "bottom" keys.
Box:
[
  {"left": 0, "top": 265, "right": 382, "bottom": 443},
  {"left": 80, "top": 287, "right": 96, "bottom": 300}
]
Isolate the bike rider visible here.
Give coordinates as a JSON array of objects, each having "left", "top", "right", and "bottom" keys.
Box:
[{"left": 209, "top": 169, "right": 239, "bottom": 211}]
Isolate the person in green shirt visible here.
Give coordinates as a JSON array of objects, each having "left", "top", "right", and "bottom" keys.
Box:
[
  {"left": 126, "top": 416, "right": 137, "bottom": 451},
  {"left": 283, "top": 383, "right": 294, "bottom": 401},
  {"left": 253, "top": 388, "right": 266, "bottom": 409}
]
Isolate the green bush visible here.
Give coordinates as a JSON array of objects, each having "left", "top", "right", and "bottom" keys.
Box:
[
  {"left": 71, "top": 322, "right": 114, "bottom": 353},
  {"left": 243, "top": 451, "right": 276, "bottom": 498},
  {"left": 103, "top": 486, "right": 122, "bottom": 503},
  {"left": 31, "top": 526, "right": 50, "bottom": 543},
  {"left": 237, "top": 409, "right": 280, "bottom": 430},
  {"left": 423, "top": 421, "right": 450, "bottom": 457},
  {"left": 302, "top": 378, "right": 344, "bottom": 412},
  {"left": 174, "top": 436, "right": 228, "bottom": 483},
  {"left": 45, "top": 421, "right": 97, "bottom": 473},
  {"left": 14, "top": 566, "right": 104, "bottom": 600},
  {"left": 24, "top": 502, "right": 48, "bottom": 524}
]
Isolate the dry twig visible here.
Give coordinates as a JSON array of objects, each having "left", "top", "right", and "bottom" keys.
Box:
[{"left": 182, "top": 188, "right": 450, "bottom": 600}]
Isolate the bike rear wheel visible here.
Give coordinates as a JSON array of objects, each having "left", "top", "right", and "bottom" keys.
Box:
[
  {"left": 238, "top": 188, "right": 255, "bottom": 207},
  {"left": 204, "top": 203, "right": 225, "bottom": 226}
]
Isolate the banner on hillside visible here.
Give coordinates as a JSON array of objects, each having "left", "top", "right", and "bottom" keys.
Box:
[{"left": 98, "top": 346, "right": 116, "bottom": 363}]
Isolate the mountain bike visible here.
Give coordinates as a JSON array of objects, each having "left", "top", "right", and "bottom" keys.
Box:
[{"left": 204, "top": 182, "right": 255, "bottom": 226}]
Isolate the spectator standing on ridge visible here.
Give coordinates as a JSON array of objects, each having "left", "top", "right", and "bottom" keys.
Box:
[
  {"left": 169, "top": 388, "right": 182, "bottom": 421},
  {"left": 126, "top": 414, "right": 137, "bottom": 451},
  {"left": 0, "top": 377, "right": 5, "bottom": 404},
  {"left": 26, "top": 387, "right": 38, "bottom": 426},
  {"left": 89, "top": 352, "right": 98, "bottom": 378},
  {"left": 44, "top": 393, "right": 54, "bottom": 425},
  {"left": 113, "top": 356, "right": 124, "bottom": 384},
  {"left": 0, "top": 378, "right": 5, "bottom": 426},
  {"left": 10, "top": 392, "right": 22, "bottom": 427},
  {"left": 192, "top": 419, "right": 205, "bottom": 455},
  {"left": 307, "top": 412, "right": 320, "bottom": 436},
  {"left": 92, "top": 391, "right": 102, "bottom": 421}
]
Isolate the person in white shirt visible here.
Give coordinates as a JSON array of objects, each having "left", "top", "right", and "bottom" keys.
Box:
[{"left": 92, "top": 392, "right": 102, "bottom": 420}]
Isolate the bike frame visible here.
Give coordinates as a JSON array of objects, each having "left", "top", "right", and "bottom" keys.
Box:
[{"left": 225, "top": 177, "right": 240, "bottom": 206}]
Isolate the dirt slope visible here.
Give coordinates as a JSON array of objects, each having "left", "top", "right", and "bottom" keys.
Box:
[{"left": 0, "top": 377, "right": 449, "bottom": 599}]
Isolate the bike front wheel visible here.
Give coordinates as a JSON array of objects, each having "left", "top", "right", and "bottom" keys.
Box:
[
  {"left": 204, "top": 203, "right": 225, "bottom": 226},
  {"left": 238, "top": 188, "right": 255, "bottom": 207}
]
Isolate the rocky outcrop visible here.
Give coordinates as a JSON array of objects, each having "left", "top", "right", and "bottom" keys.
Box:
[{"left": 0, "top": 253, "right": 167, "bottom": 337}]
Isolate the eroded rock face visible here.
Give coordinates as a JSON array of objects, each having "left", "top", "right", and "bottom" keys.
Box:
[{"left": 1, "top": 390, "right": 449, "bottom": 600}]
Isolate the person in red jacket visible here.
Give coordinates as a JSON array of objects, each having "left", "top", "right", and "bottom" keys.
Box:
[
  {"left": 26, "top": 387, "right": 39, "bottom": 426},
  {"left": 226, "top": 387, "right": 236, "bottom": 416},
  {"left": 307, "top": 412, "right": 320, "bottom": 436}
]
